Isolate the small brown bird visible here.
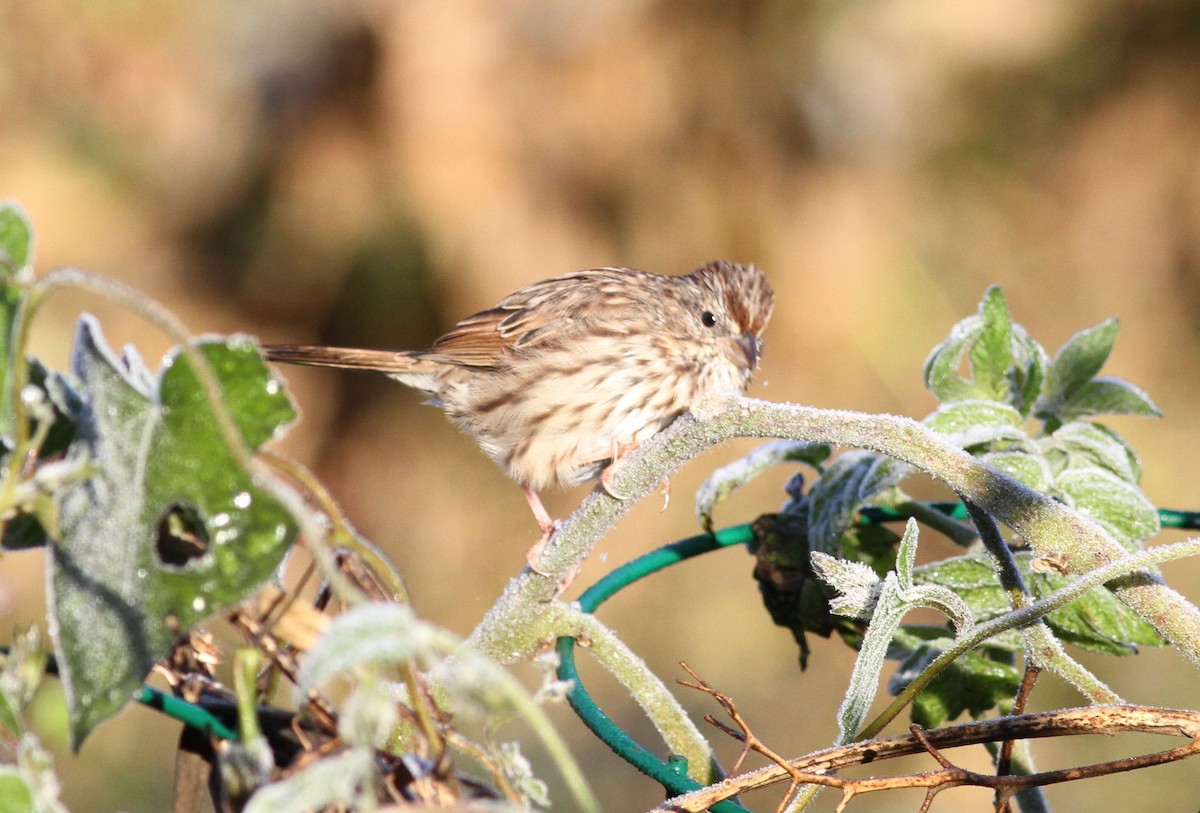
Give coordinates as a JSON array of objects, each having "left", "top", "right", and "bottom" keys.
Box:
[{"left": 263, "top": 260, "right": 774, "bottom": 568}]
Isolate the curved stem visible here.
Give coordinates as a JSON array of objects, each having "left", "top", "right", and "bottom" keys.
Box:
[
  {"left": 471, "top": 395, "right": 1200, "bottom": 670},
  {"left": 858, "top": 536, "right": 1200, "bottom": 739}
]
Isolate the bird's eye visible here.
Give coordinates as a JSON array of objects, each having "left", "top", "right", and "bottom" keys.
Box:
[{"left": 701, "top": 310, "right": 717, "bottom": 327}]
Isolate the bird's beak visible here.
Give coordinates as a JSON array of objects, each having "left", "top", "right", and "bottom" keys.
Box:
[{"left": 737, "top": 333, "right": 761, "bottom": 369}]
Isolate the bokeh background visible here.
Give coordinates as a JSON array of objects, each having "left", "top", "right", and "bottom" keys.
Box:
[{"left": 5, "top": 1, "right": 1200, "bottom": 810}]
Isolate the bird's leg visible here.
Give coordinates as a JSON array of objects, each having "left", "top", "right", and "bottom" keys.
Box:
[
  {"left": 600, "top": 440, "right": 670, "bottom": 510},
  {"left": 599, "top": 439, "right": 636, "bottom": 499},
  {"left": 522, "top": 484, "right": 559, "bottom": 573}
]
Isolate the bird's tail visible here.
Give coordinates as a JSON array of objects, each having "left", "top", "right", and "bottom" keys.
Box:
[{"left": 260, "top": 344, "right": 422, "bottom": 375}]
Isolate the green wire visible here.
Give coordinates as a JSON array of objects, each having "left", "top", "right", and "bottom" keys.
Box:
[
  {"left": 558, "top": 526, "right": 753, "bottom": 813},
  {"left": 134, "top": 685, "right": 238, "bottom": 741},
  {"left": 860, "top": 501, "right": 968, "bottom": 523},
  {"left": 1158, "top": 508, "right": 1200, "bottom": 530}
]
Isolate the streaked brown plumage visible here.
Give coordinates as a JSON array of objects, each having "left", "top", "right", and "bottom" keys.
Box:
[{"left": 263, "top": 260, "right": 774, "bottom": 566}]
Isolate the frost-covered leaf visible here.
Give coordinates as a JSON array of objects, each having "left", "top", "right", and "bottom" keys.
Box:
[
  {"left": 979, "top": 451, "right": 1053, "bottom": 493},
  {"left": 924, "top": 400, "right": 1026, "bottom": 449},
  {"left": 300, "top": 603, "right": 443, "bottom": 693},
  {"left": 923, "top": 286, "right": 1047, "bottom": 415},
  {"left": 924, "top": 314, "right": 989, "bottom": 403},
  {"left": 49, "top": 317, "right": 297, "bottom": 746},
  {"left": 889, "top": 633, "right": 1021, "bottom": 728},
  {"left": 913, "top": 552, "right": 1162, "bottom": 655},
  {"left": 1055, "top": 467, "right": 1159, "bottom": 551},
  {"left": 0, "top": 362, "right": 85, "bottom": 551},
  {"left": 1026, "top": 569, "right": 1162, "bottom": 654},
  {"left": 1041, "top": 318, "right": 1118, "bottom": 405},
  {"left": 0, "top": 627, "right": 49, "bottom": 737},
  {"left": 811, "top": 551, "right": 881, "bottom": 618},
  {"left": 968, "top": 285, "right": 1015, "bottom": 400},
  {"left": 243, "top": 749, "right": 375, "bottom": 813},
  {"left": 1052, "top": 378, "right": 1161, "bottom": 421},
  {"left": 807, "top": 451, "right": 911, "bottom": 553},
  {"left": 0, "top": 203, "right": 33, "bottom": 437},
  {"left": 1041, "top": 421, "right": 1141, "bottom": 483},
  {"left": 695, "top": 440, "right": 829, "bottom": 531}
]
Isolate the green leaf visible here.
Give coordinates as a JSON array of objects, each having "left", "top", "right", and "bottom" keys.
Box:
[
  {"left": 1040, "top": 421, "right": 1141, "bottom": 484},
  {"left": 1053, "top": 378, "right": 1162, "bottom": 421},
  {"left": 243, "top": 749, "right": 375, "bottom": 813},
  {"left": 1055, "top": 467, "right": 1159, "bottom": 551},
  {"left": 807, "top": 451, "right": 911, "bottom": 553},
  {"left": 49, "top": 317, "right": 298, "bottom": 746},
  {"left": 912, "top": 555, "right": 1015, "bottom": 619},
  {"left": 1027, "top": 569, "right": 1163, "bottom": 654},
  {"left": 0, "top": 205, "right": 33, "bottom": 438},
  {"left": 968, "top": 286, "right": 1014, "bottom": 400},
  {"left": 924, "top": 400, "right": 1026, "bottom": 449},
  {"left": 0, "top": 769, "right": 35, "bottom": 813},
  {"left": 923, "top": 314, "right": 988, "bottom": 403},
  {"left": 923, "top": 286, "right": 1047, "bottom": 414},
  {"left": 979, "top": 451, "right": 1052, "bottom": 492},
  {"left": 0, "top": 201, "right": 33, "bottom": 272},
  {"left": 1044, "top": 317, "right": 1118, "bottom": 403},
  {"left": 0, "top": 363, "right": 84, "bottom": 551},
  {"left": 914, "top": 552, "right": 1164, "bottom": 655},
  {"left": 890, "top": 636, "right": 1021, "bottom": 728},
  {"left": 0, "top": 627, "right": 49, "bottom": 736},
  {"left": 1008, "top": 328, "right": 1049, "bottom": 417}
]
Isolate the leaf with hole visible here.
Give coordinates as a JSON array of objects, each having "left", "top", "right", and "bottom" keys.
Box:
[{"left": 48, "top": 316, "right": 297, "bottom": 746}]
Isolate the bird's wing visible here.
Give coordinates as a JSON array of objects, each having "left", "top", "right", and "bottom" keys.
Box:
[{"left": 429, "top": 268, "right": 646, "bottom": 366}]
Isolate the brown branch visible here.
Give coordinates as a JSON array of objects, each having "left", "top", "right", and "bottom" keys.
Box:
[{"left": 651, "top": 705, "right": 1200, "bottom": 812}]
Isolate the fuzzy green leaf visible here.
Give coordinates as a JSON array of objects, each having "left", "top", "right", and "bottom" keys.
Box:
[
  {"left": 1053, "top": 378, "right": 1162, "bottom": 421},
  {"left": 49, "top": 317, "right": 297, "bottom": 747},
  {"left": 0, "top": 204, "right": 33, "bottom": 437},
  {"left": 914, "top": 552, "right": 1163, "bottom": 655},
  {"left": 696, "top": 440, "right": 830, "bottom": 531},
  {"left": 1044, "top": 318, "right": 1119, "bottom": 403},
  {"left": 243, "top": 749, "right": 375, "bottom": 813},
  {"left": 0, "top": 202, "right": 33, "bottom": 272},
  {"left": 968, "top": 286, "right": 1014, "bottom": 400},
  {"left": 1026, "top": 570, "right": 1163, "bottom": 653},
  {"left": 807, "top": 451, "right": 910, "bottom": 553},
  {"left": 891, "top": 637, "right": 1021, "bottom": 728},
  {"left": 979, "top": 451, "right": 1053, "bottom": 493},
  {"left": 1041, "top": 421, "right": 1141, "bottom": 483},
  {"left": 924, "top": 400, "right": 1026, "bottom": 449},
  {"left": 300, "top": 603, "right": 440, "bottom": 694},
  {"left": 923, "top": 315, "right": 988, "bottom": 403},
  {"left": 1055, "top": 467, "right": 1159, "bottom": 551},
  {"left": 923, "top": 286, "right": 1047, "bottom": 415}
]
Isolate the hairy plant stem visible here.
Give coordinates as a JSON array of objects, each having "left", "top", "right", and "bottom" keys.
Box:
[
  {"left": 465, "top": 395, "right": 1200, "bottom": 794},
  {"left": 471, "top": 395, "right": 1200, "bottom": 667}
]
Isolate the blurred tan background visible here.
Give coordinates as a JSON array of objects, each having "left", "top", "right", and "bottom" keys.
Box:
[{"left": 5, "top": 1, "right": 1200, "bottom": 810}]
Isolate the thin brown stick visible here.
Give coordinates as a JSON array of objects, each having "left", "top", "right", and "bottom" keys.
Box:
[{"left": 652, "top": 705, "right": 1200, "bottom": 812}]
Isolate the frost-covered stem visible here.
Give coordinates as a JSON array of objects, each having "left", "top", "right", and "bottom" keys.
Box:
[
  {"left": 473, "top": 395, "right": 1200, "bottom": 668},
  {"left": 468, "top": 396, "right": 1200, "bottom": 801},
  {"left": 575, "top": 611, "right": 721, "bottom": 785},
  {"left": 469, "top": 594, "right": 718, "bottom": 785},
  {"left": 860, "top": 536, "right": 1200, "bottom": 739}
]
